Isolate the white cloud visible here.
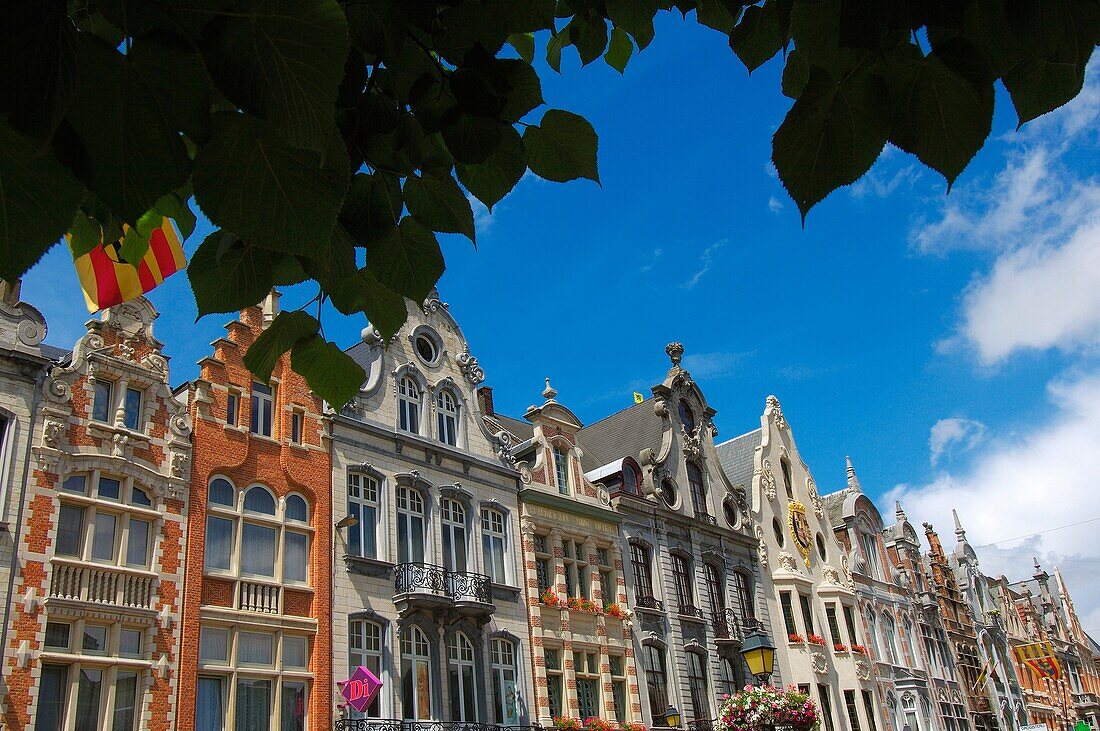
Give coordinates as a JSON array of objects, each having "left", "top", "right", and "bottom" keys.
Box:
[
  {"left": 885, "top": 371, "right": 1100, "bottom": 637},
  {"left": 850, "top": 156, "right": 922, "bottom": 200},
  {"left": 928, "top": 417, "right": 987, "bottom": 465},
  {"left": 681, "top": 350, "right": 751, "bottom": 380},
  {"left": 682, "top": 239, "right": 727, "bottom": 289},
  {"left": 639, "top": 247, "right": 663, "bottom": 273},
  {"left": 467, "top": 192, "right": 495, "bottom": 234},
  {"left": 767, "top": 196, "right": 785, "bottom": 214}
]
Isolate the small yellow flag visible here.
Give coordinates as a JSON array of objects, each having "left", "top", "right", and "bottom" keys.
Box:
[{"left": 633, "top": 392, "right": 644, "bottom": 404}]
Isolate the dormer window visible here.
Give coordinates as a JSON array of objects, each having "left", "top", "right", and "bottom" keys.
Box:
[
  {"left": 398, "top": 377, "right": 421, "bottom": 434},
  {"left": 553, "top": 447, "right": 570, "bottom": 495},
  {"left": 437, "top": 389, "right": 458, "bottom": 446},
  {"left": 622, "top": 462, "right": 640, "bottom": 496},
  {"left": 678, "top": 399, "right": 695, "bottom": 432},
  {"left": 687, "top": 461, "right": 708, "bottom": 516},
  {"left": 123, "top": 387, "right": 143, "bottom": 430},
  {"left": 92, "top": 381, "right": 113, "bottom": 423},
  {"left": 250, "top": 382, "right": 274, "bottom": 437}
]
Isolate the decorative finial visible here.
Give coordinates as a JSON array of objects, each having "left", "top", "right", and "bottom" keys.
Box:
[
  {"left": 1033, "top": 557, "right": 1042, "bottom": 572},
  {"left": 895, "top": 500, "right": 906, "bottom": 521},
  {"left": 542, "top": 377, "right": 557, "bottom": 400},
  {"left": 845, "top": 455, "right": 862, "bottom": 492},
  {"left": 952, "top": 509, "right": 967, "bottom": 541},
  {"left": 666, "top": 342, "right": 684, "bottom": 367}
]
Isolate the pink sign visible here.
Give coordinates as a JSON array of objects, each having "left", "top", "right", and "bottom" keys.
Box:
[{"left": 340, "top": 665, "right": 383, "bottom": 713}]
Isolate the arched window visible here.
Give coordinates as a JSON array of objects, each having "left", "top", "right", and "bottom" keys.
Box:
[
  {"left": 397, "top": 487, "right": 426, "bottom": 564},
  {"left": 882, "top": 615, "right": 900, "bottom": 665},
  {"left": 904, "top": 619, "right": 920, "bottom": 668},
  {"left": 437, "top": 390, "right": 459, "bottom": 446},
  {"left": 553, "top": 446, "right": 570, "bottom": 495},
  {"left": 286, "top": 494, "right": 308, "bottom": 523},
  {"left": 672, "top": 554, "right": 695, "bottom": 614},
  {"left": 687, "top": 461, "right": 708, "bottom": 516},
  {"left": 687, "top": 650, "right": 710, "bottom": 721},
  {"left": 480, "top": 508, "right": 508, "bottom": 584},
  {"left": 398, "top": 377, "right": 421, "bottom": 435},
  {"left": 622, "top": 462, "right": 640, "bottom": 495},
  {"left": 347, "top": 471, "right": 379, "bottom": 559},
  {"left": 704, "top": 563, "right": 725, "bottom": 615},
  {"left": 490, "top": 638, "right": 519, "bottom": 724},
  {"left": 350, "top": 620, "right": 383, "bottom": 718},
  {"left": 209, "top": 478, "right": 235, "bottom": 507},
  {"left": 678, "top": 399, "right": 695, "bottom": 432},
  {"left": 641, "top": 644, "right": 668, "bottom": 720},
  {"left": 244, "top": 485, "right": 276, "bottom": 515},
  {"left": 732, "top": 570, "right": 755, "bottom": 623},
  {"left": 401, "top": 626, "right": 433, "bottom": 720},
  {"left": 630, "top": 542, "right": 654, "bottom": 603},
  {"left": 866, "top": 610, "right": 880, "bottom": 659},
  {"left": 242, "top": 487, "right": 278, "bottom": 578},
  {"left": 781, "top": 458, "right": 793, "bottom": 499},
  {"left": 440, "top": 498, "right": 467, "bottom": 573},
  {"left": 448, "top": 632, "right": 477, "bottom": 721}
]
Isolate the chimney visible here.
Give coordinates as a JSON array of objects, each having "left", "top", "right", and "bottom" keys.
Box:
[{"left": 477, "top": 386, "right": 494, "bottom": 416}]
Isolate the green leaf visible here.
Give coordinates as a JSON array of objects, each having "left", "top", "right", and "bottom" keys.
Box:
[
  {"left": 441, "top": 114, "right": 503, "bottom": 165},
  {"left": 273, "top": 256, "right": 310, "bottom": 286},
  {"left": 340, "top": 172, "right": 403, "bottom": 245},
  {"left": 0, "top": 2, "right": 79, "bottom": 139},
  {"left": 696, "top": 0, "right": 740, "bottom": 34},
  {"left": 187, "top": 231, "right": 279, "bottom": 316},
  {"left": 403, "top": 174, "right": 476, "bottom": 242},
  {"left": 605, "top": 28, "right": 634, "bottom": 73},
  {"left": 244, "top": 310, "right": 319, "bottom": 384},
  {"left": 119, "top": 224, "right": 151, "bottom": 267},
  {"left": 0, "top": 116, "right": 86, "bottom": 281},
  {"left": 523, "top": 109, "right": 600, "bottom": 184},
  {"left": 772, "top": 67, "right": 891, "bottom": 220},
  {"left": 485, "top": 0, "right": 556, "bottom": 33},
  {"left": 781, "top": 49, "right": 809, "bottom": 98},
  {"left": 193, "top": 113, "right": 350, "bottom": 256},
  {"left": 345, "top": 0, "right": 407, "bottom": 58},
  {"left": 607, "top": 0, "right": 659, "bottom": 50},
  {"left": 546, "top": 32, "right": 564, "bottom": 73},
  {"left": 500, "top": 60, "right": 545, "bottom": 121},
  {"left": 153, "top": 192, "right": 198, "bottom": 241},
  {"left": 69, "top": 210, "right": 102, "bottom": 259},
  {"left": 366, "top": 217, "right": 445, "bottom": 304},
  {"left": 509, "top": 33, "right": 536, "bottom": 63},
  {"left": 457, "top": 125, "right": 526, "bottom": 211},
  {"left": 290, "top": 334, "right": 366, "bottom": 409},
  {"left": 64, "top": 36, "right": 193, "bottom": 222},
  {"left": 886, "top": 46, "right": 993, "bottom": 186},
  {"left": 568, "top": 16, "right": 610, "bottom": 66},
  {"left": 201, "top": 0, "right": 350, "bottom": 153},
  {"left": 729, "top": 2, "right": 784, "bottom": 73}
]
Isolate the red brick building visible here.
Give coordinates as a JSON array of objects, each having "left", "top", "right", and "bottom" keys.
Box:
[
  {"left": 176, "top": 293, "right": 332, "bottom": 731},
  {"left": 2, "top": 298, "right": 192, "bottom": 731}
]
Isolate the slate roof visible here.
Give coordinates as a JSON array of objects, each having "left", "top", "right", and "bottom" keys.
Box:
[
  {"left": 40, "top": 344, "right": 71, "bottom": 362},
  {"left": 821, "top": 489, "right": 850, "bottom": 528},
  {"left": 575, "top": 399, "right": 665, "bottom": 472},
  {"left": 487, "top": 413, "right": 534, "bottom": 443},
  {"left": 715, "top": 428, "right": 761, "bottom": 506}
]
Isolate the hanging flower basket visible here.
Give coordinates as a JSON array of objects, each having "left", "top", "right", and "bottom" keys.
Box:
[{"left": 716, "top": 684, "right": 820, "bottom": 731}]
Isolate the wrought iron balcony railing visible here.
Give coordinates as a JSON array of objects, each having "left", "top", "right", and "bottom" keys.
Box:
[
  {"left": 394, "top": 563, "right": 492, "bottom": 605},
  {"left": 635, "top": 595, "right": 664, "bottom": 611},
  {"left": 712, "top": 608, "right": 747, "bottom": 642},
  {"left": 687, "top": 720, "right": 714, "bottom": 731},
  {"left": 335, "top": 721, "right": 543, "bottom": 731},
  {"left": 678, "top": 603, "right": 705, "bottom": 619},
  {"left": 694, "top": 512, "right": 718, "bottom": 526}
]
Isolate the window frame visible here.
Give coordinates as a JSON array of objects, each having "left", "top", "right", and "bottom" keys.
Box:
[
  {"left": 641, "top": 643, "right": 669, "bottom": 721},
  {"left": 249, "top": 382, "right": 274, "bottom": 438},
  {"left": 480, "top": 507, "right": 508, "bottom": 584},
  {"left": 490, "top": 637, "right": 520, "bottom": 725},
  {"left": 671, "top": 553, "right": 695, "bottom": 614},
  {"left": 629, "top": 542, "right": 654, "bottom": 603},
  {"left": 686, "top": 461, "right": 708, "bottom": 517},
  {"left": 436, "top": 388, "right": 460, "bottom": 447},
  {"left": 53, "top": 471, "right": 158, "bottom": 571},
  {"left": 346, "top": 471, "right": 380, "bottom": 560},
  {"left": 398, "top": 376, "right": 422, "bottom": 436},
  {"left": 553, "top": 445, "right": 570, "bottom": 495}
]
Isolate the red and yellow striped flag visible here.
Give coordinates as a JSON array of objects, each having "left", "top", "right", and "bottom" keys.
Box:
[
  {"left": 69, "top": 219, "right": 186, "bottom": 313},
  {"left": 1014, "top": 641, "right": 1061, "bottom": 679}
]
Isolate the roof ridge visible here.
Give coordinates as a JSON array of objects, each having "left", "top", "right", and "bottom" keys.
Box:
[{"left": 715, "top": 427, "right": 762, "bottom": 448}]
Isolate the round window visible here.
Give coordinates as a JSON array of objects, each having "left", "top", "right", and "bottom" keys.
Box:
[
  {"left": 415, "top": 333, "right": 438, "bottom": 364},
  {"left": 723, "top": 497, "right": 739, "bottom": 527},
  {"left": 816, "top": 533, "right": 827, "bottom": 561},
  {"left": 773, "top": 517, "right": 785, "bottom": 547},
  {"left": 660, "top": 478, "right": 677, "bottom": 507}
]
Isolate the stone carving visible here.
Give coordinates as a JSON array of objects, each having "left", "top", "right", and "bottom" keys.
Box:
[
  {"left": 681, "top": 429, "right": 703, "bottom": 461},
  {"left": 766, "top": 394, "right": 787, "bottom": 430},
  {"left": 492, "top": 429, "right": 514, "bottom": 465},
  {"left": 755, "top": 525, "right": 769, "bottom": 568},
  {"left": 597, "top": 485, "right": 610, "bottom": 506},
  {"left": 42, "top": 419, "right": 65, "bottom": 448},
  {"left": 760, "top": 459, "right": 777, "bottom": 501},
  {"left": 842, "top": 555, "right": 854, "bottom": 588},
  {"left": 822, "top": 566, "right": 841, "bottom": 585},
  {"left": 517, "top": 463, "right": 532, "bottom": 484},
  {"left": 361, "top": 324, "right": 383, "bottom": 346},
  {"left": 519, "top": 515, "right": 535, "bottom": 535},
  {"left": 112, "top": 432, "right": 130, "bottom": 458},
  {"left": 855, "top": 660, "right": 871, "bottom": 681},
  {"left": 44, "top": 377, "right": 71, "bottom": 403},
  {"left": 119, "top": 337, "right": 136, "bottom": 361},
  {"left": 17, "top": 316, "right": 46, "bottom": 347},
  {"left": 170, "top": 452, "right": 188, "bottom": 479},
  {"left": 666, "top": 342, "right": 684, "bottom": 367},
  {"left": 777, "top": 552, "right": 799, "bottom": 572},
  {"left": 423, "top": 295, "right": 449, "bottom": 315},
  {"left": 170, "top": 411, "right": 191, "bottom": 437},
  {"left": 142, "top": 353, "right": 168, "bottom": 375},
  {"left": 456, "top": 345, "right": 485, "bottom": 385},
  {"left": 811, "top": 652, "right": 828, "bottom": 674},
  {"left": 806, "top": 477, "right": 824, "bottom": 518}
]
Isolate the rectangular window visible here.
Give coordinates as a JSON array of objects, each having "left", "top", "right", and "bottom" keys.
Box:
[
  {"left": 349, "top": 621, "right": 382, "bottom": 718},
  {"left": 642, "top": 644, "right": 669, "bottom": 720},
  {"left": 611, "top": 655, "right": 627, "bottom": 723},
  {"left": 123, "top": 387, "right": 142, "bottom": 431},
  {"left": 825, "top": 604, "right": 842, "bottom": 645},
  {"left": 62, "top": 474, "right": 87, "bottom": 494},
  {"left": 481, "top": 508, "right": 507, "bottom": 583},
  {"left": 283, "top": 636, "right": 308, "bottom": 669},
  {"left": 92, "top": 381, "right": 113, "bottom": 423},
  {"left": 196, "top": 677, "right": 226, "bottom": 731},
  {"left": 83, "top": 625, "right": 107, "bottom": 654},
  {"left": 281, "top": 681, "right": 307, "bottom": 731},
  {"left": 44, "top": 622, "right": 71, "bottom": 651},
  {"left": 250, "top": 382, "right": 273, "bottom": 437},
  {"left": 347, "top": 472, "right": 378, "bottom": 559},
  {"left": 238, "top": 632, "right": 274, "bottom": 666},
  {"left": 687, "top": 651, "right": 709, "bottom": 721},
  {"left": 235, "top": 678, "right": 271, "bottom": 731},
  {"left": 799, "top": 594, "right": 815, "bottom": 635},
  {"left": 817, "top": 684, "right": 835, "bottom": 731},
  {"left": 284, "top": 532, "right": 308, "bottom": 584},
  {"left": 119, "top": 628, "right": 142, "bottom": 657},
  {"left": 630, "top": 543, "right": 653, "bottom": 601},
  {"left": 600, "top": 570, "right": 614, "bottom": 604},
  {"left": 112, "top": 671, "right": 138, "bottom": 731},
  {"left": 241, "top": 522, "right": 276, "bottom": 577},
  {"left": 554, "top": 448, "right": 569, "bottom": 494},
  {"left": 290, "top": 412, "right": 302, "bottom": 444},
  {"left": 672, "top": 554, "right": 694, "bottom": 612},
  {"left": 75, "top": 668, "right": 103, "bottom": 731},
  {"left": 126, "top": 518, "right": 150, "bottom": 567},
  {"left": 862, "top": 691, "right": 878, "bottom": 731},
  {"left": 98, "top": 477, "right": 121, "bottom": 500},
  {"left": 36, "top": 664, "right": 68, "bottom": 731},
  {"left": 204, "top": 517, "right": 234, "bottom": 572},
  {"left": 536, "top": 558, "right": 551, "bottom": 594},
  {"left": 780, "top": 592, "right": 798, "bottom": 637},
  {"left": 226, "top": 392, "right": 239, "bottom": 426},
  {"left": 844, "top": 690, "right": 861, "bottom": 731},
  {"left": 844, "top": 605, "right": 858, "bottom": 646},
  {"left": 57, "top": 504, "right": 85, "bottom": 557},
  {"left": 201, "top": 627, "right": 229, "bottom": 663},
  {"left": 577, "top": 677, "right": 599, "bottom": 720}
]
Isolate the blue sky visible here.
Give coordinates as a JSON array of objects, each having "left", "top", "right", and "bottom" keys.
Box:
[{"left": 21, "top": 17, "right": 1100, "bottom": 634}]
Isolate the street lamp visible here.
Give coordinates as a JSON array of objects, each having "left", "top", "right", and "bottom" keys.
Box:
[
  {"left": 335, "top": 513, "right": 359, "bottom": 530},
  {"left": 664, "top": 705, "right": 681, "bottom": 728},
  {"left": 740, "top": 628, "right": 777, "bottom": 685}
]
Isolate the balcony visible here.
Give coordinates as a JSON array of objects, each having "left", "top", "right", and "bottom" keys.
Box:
[
  {"left": 1074, "top": 692, "right": 1100, "bottom": 709},
  {"left": 634, "top": 595, "right": 664, "bottom": 612},
  {"left": 694, "top": 512, "right": 718, "bottom": 526},
  {"left": 237, "top": 579, "right": 281, "bottom": 614},
  {"left": 394, "top": 563, "right": 493, "bottom": 616},
  {"left": 49, "top": 560, "right": 154, "bottom": 611},
  {"left": 712, "top": 609, "right": 746, "bottom": 645},
  {"left": 335, "top": 722, "right": 543, "bottom": 731},
  {"left": 677, "top": 603, "right": 706, "bottom": 621}
]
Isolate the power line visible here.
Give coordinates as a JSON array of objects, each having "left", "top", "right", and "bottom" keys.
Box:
[{"left": 974, "top": 516, "right": 1100, "bottom": 549}]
